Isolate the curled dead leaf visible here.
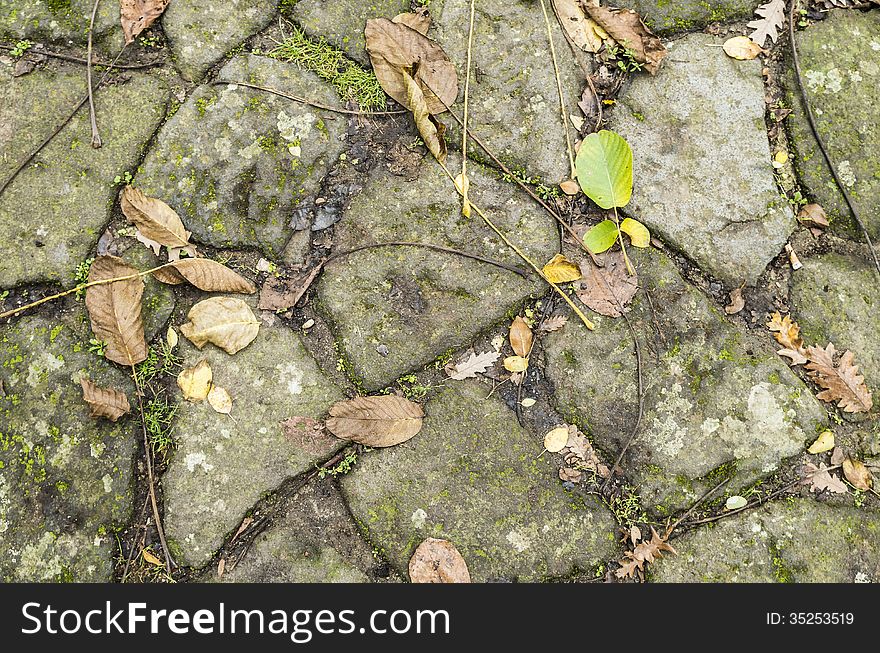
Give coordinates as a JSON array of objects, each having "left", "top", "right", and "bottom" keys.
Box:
[
  {"left": 722, "top": 35, "right": 764, "bottom": 60},
  {"left": 582, "top": 3, "right": 667, "bottom": 74},
  {"left": 542, "top": 254, "right": 582, "bottom": 284},
  {"left": 80, "top": 378, "right": 130, "bottom": 421},
  {"left": 120, "top": 0, "right": 171, "bottom": 45},
  {"left": 121, "top": 186, "right": 191, "bottom": 250},
  {"left": 807, "top": 430, "right": 835, "bottom": 454},
  {"left": 161, "top": 258, "right": 256, "bottom": 294},
  {"left": 177, "top": 360, "right": 213, "bottom": 402},
  {"left": 326, "top": 395, "right": 424, "bottom": 447},
  {"left": 207, "top": 386, "right": 233, "bottom": 415},
  {"left": 842, "top": 458, "right": 873, "bottom": 491},
  {"left": 797, "top": 203, "right": 830, "bottom": 228},
  {"left": 409, "top": 538, "right": 471, "bottom": 583},
  {"left": 724, "top": 287, "right": 745, "bottom": 315},
  {"left": 403, "top": 67, "right": 448, "bottom": 164},
  {"left": 552, "top": 0, "right": 604, "bottom": 53},
  {"left": 180, "top": 297, "right": 260, "bottom": 355},
  {"left": 85, "top": 255, "right": 147, "bottom": 366}
]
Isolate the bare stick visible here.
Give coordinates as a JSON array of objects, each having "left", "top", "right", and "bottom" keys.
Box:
[
  {"left": 789, "top": 1, "right": 880, "bottom": 280},
  {"left": 87, "top": 0, "right": 102, "bottom": 148},
  {"left": 539, "top": 0, "right": 576, "bottom": 180},
  {"left": 0, "top": 43, "right": 162, "bottom": 69},
  {"left": 211, "top": 80, "right": 406, "bottom": 116},
  {"left": 120, "top": 495, "right": 150, "bottom": 582},
  {"left": 459, "top": 0, "right": 476, "bottom": 214}
]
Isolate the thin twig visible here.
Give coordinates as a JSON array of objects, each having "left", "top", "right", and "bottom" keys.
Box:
[
  {"left": 211, "top": 80, "right": 406, "bottom": 116},
  {"left": 120, "top": 495, "right": 150, "bottom": 582},
  {"left": 0, "top": 43, "right": 162, "bottom": 69},
  {"left": 788, "top": 0, "right": 880, "bottom": 280},
  {"left": 539, "top": 0, "right": 577, "bottom": 180},
  {"left": 130, "top": 366, "right": 174, "bottom": 574},
  {"left": 667, "top": 478, "right": 730, "bottom": 535},
  {"left": 459, "top": 0, "right": 476, "bottom": 215},
  {"left": 0, "top": 45, "right": 129, "bottom": 197},
  {"left": 86, "top": 0, "right": 102, "bottom": 148}
]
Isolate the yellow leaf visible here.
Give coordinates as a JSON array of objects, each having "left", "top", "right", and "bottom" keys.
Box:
[
  {"left": 542, "top": 254, "right": 582, "bottom": 284},
  {"left": 177, "top": 360, "right": 212, "bottom": 402},
  {"left": 142, "top": 549, "right": 163, "bottom": 566},
  {"left": 807, "top": 430, "right": 834, "bottom": 454},
  {"left": 544, "top": 427, "right": 569, "bottom": 453},
  {"left": 722, "top": 36, "right": 763, "bottom": 60},
  {"left": 503, "top": 355, "right": 529, "bottom": 373},
  {"left": 207, "top": 386, "right": 233, "bottom": 415},
  {"left": 454, "top": 172, "right": 471, "bottom": 218},
  {"left": 166, "top": 326, "right": 179, "bottom": 349},
  {"left": 620, "top": 218, "right": 650, "bottom": 248}
]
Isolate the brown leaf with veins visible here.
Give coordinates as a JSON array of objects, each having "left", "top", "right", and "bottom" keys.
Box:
[
  {"left": 120, "top": 0, "right": 171, "bottom": 45},
  {"left": 121, "top": 186, "right": 191, "bottom": 250},
  {"left": 392, "top": 8, "right": 431, "bottom": 35},
  {"left": 538, "top": 315, "right": 568, "bottom": 333},
  {"left": 509, "top": 316, "right": 533, "bottom": 358},
  {"left": 85, "top": 255, "right": 147, "bottom": 366},
  {"left": 801, "top": 462, "right": 848, "bottom": 494},
  {"left": 582, "top": 1, "right": 667, "bottom": 74},
  {"left": 325, "top": 395, "right": 424, "bottom": 447},
  {"left": 842, "top": 458, "right": 873, "bottom": 491},
  {"left": 409, "top": 538, "right": 471, "bottom": 583},
  {"left": 80, "top": 378, "right": 130, "bottom": 421},
  {"left": 161, "top": 258, "right": 256, "bottom": 294},
  {"left": 180, "top": 297, "right": 260, "bottom": 355},
  {"left": 577, "top": 251, "right": 638, "bottom": 318},
  {"left": 804, "top": 343, "right": 873, "bottom": 413}
]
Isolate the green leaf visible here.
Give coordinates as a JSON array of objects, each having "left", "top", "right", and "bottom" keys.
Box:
[
  {"left": 575, "top": 130, "right": 633, "bottom": 209},
  {"left": 583, "top": 219, "right": 619, "bottom": 254},
  {"left": 620, "top": 218, "right": 650, "bottom": 247}
]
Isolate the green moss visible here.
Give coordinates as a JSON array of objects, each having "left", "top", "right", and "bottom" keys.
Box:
[
  {"left": 46, "top": 0, "right": 72, "bottom": 15},
  {"left": 769, "top": 540, "right": 794, "bottom": 583}
]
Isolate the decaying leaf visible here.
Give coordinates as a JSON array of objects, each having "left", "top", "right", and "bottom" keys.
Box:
[
  {"left": 615, "top": 527, "right": 676, "bottom": 579},
  {"left": 280, "top": 416, "right": 338, "bottom": 455},
  {"left": 804, "top": 343, "right": 873, "bottom": 413},
  {"left": 364, "top": 17, "right": 458, "bottom": 115},
  {"left": 559, "top": 467, "right": 583, "bottom": 482},
  {"left": 446, "top": 350, "right": 500, "bottom": 380},
  {"left": 157, "top": 258, "right": 256, "bottom": 294},
  {"left": 80, "top": 378, "right": 130, "bottom": 421},
  {"left": 798, "top": 203, "right": 830, "bottom": 228},
  {"left": 503, "top": 355, "right": 529, "bottom": 373},
  {"left": 180, "top": 297, "right": 260, "bottom": 355},
  {"left": 409, "top": 538, "right": 471, "bottom": 583},
  {"left": 552, "top": 0, "right": 604, "bottom": 53},
  {"left": 619, "top": 217, "right": 650, "bottom": 247},
  {"left": 766, "top": 311, "right": 807, "bottom": 365},
  {"left": 748, "top": 0, "right": 786, "bottom": 47},
  {"left": 121, "top": 186, "right": 191, "bottom": 250},
  {"left": 843, "top": 458, "right": 873, "bottom": 491},
  {"left": 578, "top": 85, "right": 601, "bottom": 133},
  {"left": 85, "top": 255, "right": 147, "bottom": 366},
  {"left": 582, "top": 1, "right": 667, "bottom": 74},
  {"left": 577, "top": 252, "right": 638, "bottom": 318},
  {"left": 538, "top": 315, "right": 568, "bottom": 333},
  {"left": 258, "top": 267, "right": 321, "bottom": 312},
  {"left": 142, "top": 549, "right": 164, "bottom": 566},
  {"left": 801, "top": 462, "right": 848, "bottom": 495},
  {"left": 544, "top": 426, "right": 570, "bottom": 453},
  {"left": 807, "top": 430, "right": 835, "bottom": 454},
  {"left": 724, "top": 287, "right": 745, "bottom": 315},
  {"left": 402, "top": 67, "right": 447, "bottom": 163},
  {"left": 831, "top": 446, "right": 846, "bottom": 466},
  {"left": 561, "top": 424, "right": 610, "bottom": 478},
  {"left": 509, "top": 316, "right": 533, "bottom": 358},
  {"left": 151, "top": 265, "right": 186, "bottom": 285},
  {"left": 722, "top": 35, "right": 764, "bottom": 60},
  {"left": 120, "top": 0, "right": 171, "bottom": 45},
  {"left": 392, "top": 8, "right": 431, "bottom": 35},
  {"left": 177, "top": 360, "right": 213, "bottom": 402},
  {"left": 326, "top": 395, "right": 424, "bottom": 447},
  {"left": 207, "top": 386, "right": 233, "bottom": 415},
  {"left": 542, "top": 254, "right": 582, "bottom": 284}
]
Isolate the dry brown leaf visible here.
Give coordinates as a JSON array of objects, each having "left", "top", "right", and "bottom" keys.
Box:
[
  {"left": 80, "top": 378, "right": 130, "bottom": 421},
  {"left": 408, "top": 538, "right": 471, "bottom": 583},
  {"left": 559, "top": 467, "right": 583, "bottom": 482},
  {"left": 831, "top": 446, "right": 847, "bottom": 466},
  {"left": 258, "top": 266, "right": 322, "bottom": 312},
  {"left": 722, "top": 36, "right": 764, "bottom": 60},
  {"left": 724, "top": 287, "right": 745, "bottom": 315},
  {"left": 578, "top": 85, "right": 600, "bottom": 133},
  {"left": 576, "top": 251, "right": 638, "bottom": 318},
  {"left": 542, "top": 254, "right": 582, "bottom": 284},
  {"left": 120, "top": 0, "right": 170, "bottom": 45},
  {"left": 544, "top": 427, "right": 570, "bottom": 453},
  {"left": 509, "top": 316, "right": 533, "bottom": 358},
  {"left": 801, "top": 462, "right": 848, "bottom": 494},
  {"left": 392, "top": 8, "right": 431, "bottom": 35},
  {"left": 582, "top": 2, "right": 667, "bottom": 75},
  {"left": 843, "top": 458, "right": 873, "bottom": 491},
  {"left": 552, "top": 0, "right": 604, "bottom": 53},
  {"left": 207, "top": 386, "right": 233, "bottom": 415},
  {"left": 446, "top": 350, "right": 500, "bottom": 380},
  {"left": 805, "top": 343, "right": 873, "bottom": 413},
  {"left": 538, "top": 315, "right": 569, "bottom": 333},
  {"left": 177, "top": 360, "right": 213, "bottom": 402},
  {"left": 151, "top": 265, "right": 186, "bottom": 285},
  {"left": 364, "top": 18, "right": 458, "bottom": 115},
  {"left": 120, "top": 186, "right": 191, "bottom": 250},
  {"left": 141, "top": 549, "right": 164, "bottom": 566},
  {"left": 766, "top": 311, "right": 807, "bottom": 365},
  {"left": 180, "top": 297, "right": 260, "bottom": 355},
  {"left": 403, "top": 67, "right": 447, "bottom": 164},
  {"left": 797, "top": 203, "right": 830, "bottom": 228},
  {"left": 748, "top": 0, "right": 786, "bottom": 47},
  {"left": 85, "top": 255, "right": 147, "bottom": 366},
  {"left": 326, "top": 395, "right": 424, "bottom": 447},
  {"left": 560, "top": 179, "right": 580, "bottom": 195},
  {"left": 162, "top": 259, "right": 256, "bottom": 294},
  {"left": 615, "top": 527, "right": 676, "bottom": 579}
]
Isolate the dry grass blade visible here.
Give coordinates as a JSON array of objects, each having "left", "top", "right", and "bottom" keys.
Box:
[
  {"left": 364, "top": 17, "right": 458, "bottom": 115},
  {"left": 326, "top": 395, "right": 424, "bottom": 447},
  {"left": 409, "top": 538, "right": 471, "bottom": 583},
  {"left": 805, "top": 343, "right": 873, "bottom": 413},
  {"left": 180, "top": 297, "right": 260, "bottom": 355},
  {"left": 85, "top": 255, "right": 147, "bottom": 366},
  {"left": 165, "top": 259, "right": 256, "bottom": 294},
  {"left": 121, "top": 186, "right": 191, "bottom": 250},
  {"left": 80, "top": 378, "right": 131, "bottom": 421},
  {"left": 120, "top": 0, "right": 171, "bottom": 45}
]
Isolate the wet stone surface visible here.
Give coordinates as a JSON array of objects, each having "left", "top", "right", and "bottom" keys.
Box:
[
  {"left": 612, "top": 32, "right": 795, "bottom": 284},
  {"left": 135, "top": 55, "right": 348, "bottom": 256}
]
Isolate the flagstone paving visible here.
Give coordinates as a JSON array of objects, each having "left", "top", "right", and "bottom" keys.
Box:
[{"left": 1, "top": 1, "right": 879, "bottom": 583}]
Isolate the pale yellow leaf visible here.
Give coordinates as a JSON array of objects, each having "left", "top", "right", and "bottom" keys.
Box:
[
  {"left": 542, "top": 254, "right": 582, "bottom": 284},
  {"left": 620, "top": 217, "right": 650, "bottom": 248},
  {"left": 207, "top": 386, "right": 233, "bottom": 415},
  {"left": 177, "top": 360, "right": 212, "bottom": 402},
  {"left": 503, "top": 355, "right": 529, "bottom": 373},
  {"left": 544, "top": 427, "right": 569, "bottom": 453},
  {"left": 722, "top": 35, "right": 763, "bottom": 60},
  {"left": 807, "top": 430, "right": 835, "bottom": 454},
  {"left": 180, "top": 297, "right": 260, "bottom": 355}
]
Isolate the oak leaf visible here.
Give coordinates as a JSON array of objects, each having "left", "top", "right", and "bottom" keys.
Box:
[
  {"left": 615, "top": 527, "right": 676, "bottom": 579},
  {"left": 804, "top": 343, "right": 873, "bottom": 413},
  {"left": 120, "top": 0, "right": 171, "bottom": 45},
  {"left": 325, "top": 395, "right": 424, "bottom": 447},
  {"left": 446, "top": 350, "right": 500, "bottom": 380},
  {"left": 537, "top": 315, "right": 568, "bottom": 333},
  {"left": 747, "top": 0, "right": 786, "bottom": 47},
  {"left": 180, "top": 297, "right": 260, "bottom": 355},
  {"left": 85, "top": 255, "right": 147, "bottom": 366},
  {"left": 80, "top": 378, "right": 130, "bottom": 421},
  {"left": 801, "top": 462, "right": 848, "bottom": 494},
  {"left": 409, "top": 538, "right": 471, "bottom": 583}
]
